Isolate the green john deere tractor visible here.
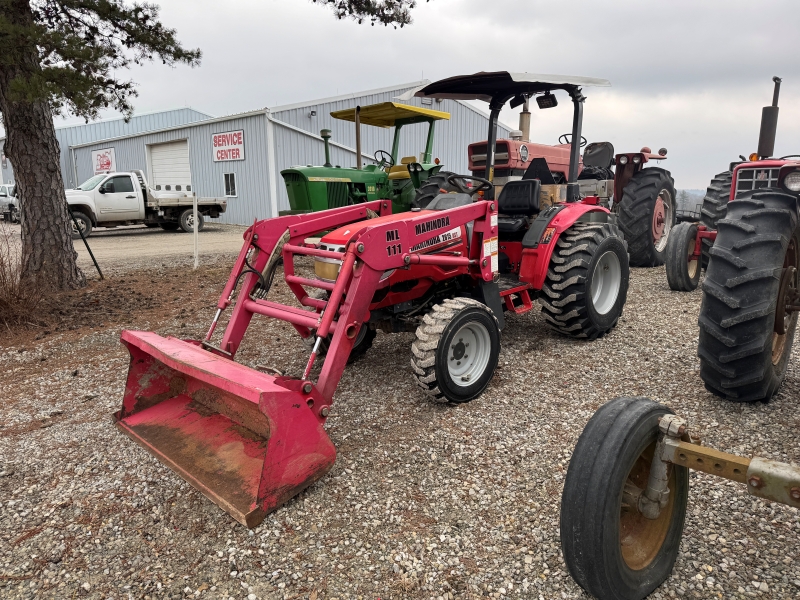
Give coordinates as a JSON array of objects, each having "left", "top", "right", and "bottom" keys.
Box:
[{"left": 280, "top": 101, "right": 450, "bottom": 214}]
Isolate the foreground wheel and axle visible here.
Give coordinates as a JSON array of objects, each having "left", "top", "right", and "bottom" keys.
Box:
[{"left": 562, "top": 396, "right": 800, "bottom": 599}]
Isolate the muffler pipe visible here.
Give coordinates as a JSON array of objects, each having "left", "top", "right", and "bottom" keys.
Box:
[
  {"left": 321, "top": 129, "right": 332, "bottom": 167},
  {"left": 757, "top": 76, "right": 782, "bottom": 159}
]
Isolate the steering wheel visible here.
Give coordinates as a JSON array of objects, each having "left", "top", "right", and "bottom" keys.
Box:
[
  {"left": 558, "top": 133, "right": 588, "bottom": 148},
  {"left": 374, "top": 150, "right": 394, "bottom": 168},
  {"left": 447, "top": 174, "right": 493, "bottom": 196}
]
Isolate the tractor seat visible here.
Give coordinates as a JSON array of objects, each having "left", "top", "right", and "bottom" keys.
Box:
[
  {"left": 387, "top": 156, "right": 417, "bottom": 180},
  {"left": 582, "top": 142, "right": 615, "bottom": 169},
  {"left": 496, "top": 179, "right": 542, "bottom": 235}
]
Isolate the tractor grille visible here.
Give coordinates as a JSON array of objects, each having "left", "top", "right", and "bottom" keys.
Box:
[
  {"left": 469, "top": 142, "right": 510, "bottom": 168},
  {"left": 326, "top": 182, "right": 350, "bottom": 208},
  {"left": 735, "top": 167, "right": 781, "bottom": 196}
]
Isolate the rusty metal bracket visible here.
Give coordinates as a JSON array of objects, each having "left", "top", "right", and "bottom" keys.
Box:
[
  {"left": 662, "top": 438, "right": 750, "bottom": 484},
  {"left": 746, "top": 458, "right": 800, "bottom": 507}
]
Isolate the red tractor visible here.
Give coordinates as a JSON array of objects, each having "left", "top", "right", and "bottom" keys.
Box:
[
  {"left": 113, "top": 72, "right": 630, "bottom": 527},
  {"left": 450, "top": 94, "right": 676, "bottom": 268},
  {"left": 666, "top": 76, "right": 800, "bottom": 402}
]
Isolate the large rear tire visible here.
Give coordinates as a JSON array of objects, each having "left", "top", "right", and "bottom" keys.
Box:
[
  {"left": 617, "top": 167, "right": 676, "bottom": 267},
  {"left": 540, "top": 222, "right": 630, "bottom": 339},
  {"left": 699, "top": 170, "right": 733, "bottom": 266},
  {"left": 561, "top": 397, "right": 689, "bottom": 600},
  {"left": 411, "top": 171, "right": 455, "bottom": 209},
  {"left": 411, "top": 297, "right": 500, "bottom": 403},
  {"left": 665, "top": 222, "right": 701, "bottom": 292},
  {"left": 698, "top": 189, "right": 800, "bottom": 402}
]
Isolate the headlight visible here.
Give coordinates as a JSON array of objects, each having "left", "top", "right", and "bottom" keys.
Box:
[
  {"left": 314, "top": 244, "right": 346, "bottom": 282},
  {"left": 632, "top": 155, "right": 642, "bottom": 164},
  {"left": 783, "top": 171, "right": 800, "bottom": 192},
  {"left": 618, "top": 155, "right": 628, "bottom": 165}
]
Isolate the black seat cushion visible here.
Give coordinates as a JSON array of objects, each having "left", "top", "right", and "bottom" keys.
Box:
[
  {"left": 497, "top": 179, "right": 541, "bottom": 217},
  {"left": 582, "top": 142, "right": 615, "bottom": 169}
]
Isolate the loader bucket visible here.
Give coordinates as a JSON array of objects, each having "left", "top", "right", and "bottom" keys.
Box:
[{"left": 114, "top": 330, "right": 336, "bottom": 528}]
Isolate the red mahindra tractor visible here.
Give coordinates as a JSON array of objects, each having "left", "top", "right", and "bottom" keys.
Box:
[
  {"left": 445, "top": 94, "right": 676, "bottom": 268},
  {"left": 113, "top": 71, "right": 630, "bottom": 527}
]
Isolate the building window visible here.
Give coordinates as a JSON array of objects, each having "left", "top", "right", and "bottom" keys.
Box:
[
  {"left": 175, "top": 185, "right": 181, "bottom": 191},
  {"left": 155, "top": 184, "right": 161, "bottom": 190},
  {"left": 186, "top": 185, "right": 192, "bottom": 192},
  {"left": 165, "top": 185, "right": 171, "bottom": 191},
  {"left": 224, "top": 173, "right": 237, "bottom": 197}
]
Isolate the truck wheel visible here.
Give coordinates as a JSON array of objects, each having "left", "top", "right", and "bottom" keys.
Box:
[
  {"left": 540, "top": 222, "right": 629, "bottom": 340},
  {"left": 179, "top": 208, "right": 205, "bottom": 233},
  {"left": 698, "top": 189, "right": 800, "bottom": 402},
  {"left": 70, "top": 212, "right": 92, "bottom": 240},
  {"left": 665, "top": 222, "right": 701, "bottom": 292},
  {"left": 699, "top": 171, "right": 733, "bottom": 267},
  {"left": 617, "top": 167, "right": 676, "bottom": 267},
  {"left": 411, "top": 171, "right": 455, "bottom": 209},
  {"left": 561, "top": 396, "right": 689, "bottom": 600},
  {"left": 411, "top": 297, "right": 500, "bottom": 403}
]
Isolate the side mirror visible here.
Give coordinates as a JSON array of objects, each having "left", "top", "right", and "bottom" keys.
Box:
[{"left": 98, "top": 186, "right": 106, "bottom": 194}]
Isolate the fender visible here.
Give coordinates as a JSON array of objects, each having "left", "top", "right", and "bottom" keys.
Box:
[{"left": 518, "top": 200, "right": 611, "bottom": 290}]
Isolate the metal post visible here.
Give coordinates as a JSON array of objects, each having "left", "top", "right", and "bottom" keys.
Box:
[
  {"left": 193, "top": 193, "right": 198, "bottom": 270},
  {"left": 423, "top": 120, "right": 436, "bottom": 163},
  {"left": 68, "top": 206, "right": 103, "bottom": 280},
  {"left": 485, "top": 103, "right": 502, "bottom": 200},
  {"left": 355, "top": 106, "right": 362, "bottom": 170},
  {"left": 567, "top": 91, "right": 585, "bottom": 202}
]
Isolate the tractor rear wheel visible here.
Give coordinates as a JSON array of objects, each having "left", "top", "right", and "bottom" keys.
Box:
[
  {"left": 411, "top": 297, "right": 500, "bottom": 403},
  {"left": 665, "top": 222, "right": 701, "bottom": 292},
  {"left": 617, "top": 167, "right": 676, "bottom": 267},
  {"left": 698, "top": 189, "right": 800, "bottom": 402},
  {"left": 699, "top": 170, "right": 733, "bottom": 266},
  {"left": 411, "top": 171, "right": 455, "bottom": 209},
  {"left": 561, "top": 396, "right": 689, "bottom": 600},
  {"left": 540, "top": 222, "right": 629, "bottom": 339}
]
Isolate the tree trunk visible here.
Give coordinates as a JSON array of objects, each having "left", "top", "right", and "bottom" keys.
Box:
[{"left": 0, "top": 1, "right": 86, "bottom": 290}]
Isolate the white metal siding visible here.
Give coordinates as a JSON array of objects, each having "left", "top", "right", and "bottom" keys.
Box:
[{"left": 150, "top": 140, "right": 191, "bottom": 190}]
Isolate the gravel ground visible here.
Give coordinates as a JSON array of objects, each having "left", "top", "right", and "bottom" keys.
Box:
[{"left": 1, "top": 257, "right": 799, "bottom": 599}]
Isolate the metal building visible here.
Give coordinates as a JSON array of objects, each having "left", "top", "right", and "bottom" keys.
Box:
[
  {"left": 6, "top": 81, "right": 510, "bottom": 225},
  {"left": 0, "top": 107, "right": 212, "bottom": 187}
]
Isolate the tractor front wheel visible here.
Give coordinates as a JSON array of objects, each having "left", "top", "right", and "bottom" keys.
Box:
[
  {"left": 665, "top": 222, "right": 701, "bottom": 292},
  {"left": 561, "top": 396, "right": 689, "bottom": 600},
  {"left": 698, "top": 189, "right": 800, "bottom": 402},
  {"left": 540, "top": 222, "right": 630, "bottom": 339},
  {"left": 618, "top": 167, "right": 676, "bottom": 267},
  {"left": 411, "top": 298, "right": 500, "bottom": 403}
]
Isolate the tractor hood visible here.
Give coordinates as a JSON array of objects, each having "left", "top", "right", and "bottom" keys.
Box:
[
  {"left": 282, "top": 165, "right": 383, "bottom": 183},
  {"left": 320, "top": 210, "right": 433, "bottom": 247}
]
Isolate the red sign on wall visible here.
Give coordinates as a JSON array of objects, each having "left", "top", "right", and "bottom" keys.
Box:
[{"left": 212, "top": 130, "right": 245, "bottom": 162}]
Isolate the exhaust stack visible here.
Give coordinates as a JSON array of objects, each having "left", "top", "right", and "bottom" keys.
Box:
[
  {"left": 519, "top": 97, "right": 531, "bottom": 142},
  {"left": 321, "top": 129, "right": 332, "bottom": 167},
  {"left": 757, "top": 76, "right": 782, "bottom": 159}
]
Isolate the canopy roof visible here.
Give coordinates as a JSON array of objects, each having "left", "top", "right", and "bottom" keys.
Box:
[
  {"left": 398, "top": 71, "right": 611, "bottom": 103},
  {"left": 330, "top": 101, "right": 450, "bottom": 128}
]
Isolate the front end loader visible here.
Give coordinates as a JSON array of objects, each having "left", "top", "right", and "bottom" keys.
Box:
[{"left": 115, "top": 72, "right": 631, "bottom": 527}]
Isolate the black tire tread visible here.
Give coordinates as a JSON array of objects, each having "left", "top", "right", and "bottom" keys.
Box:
[
  {"left": 700, "top": 170, "right": 733, "bottom": 267},
  {"left": 698, "top": 189, "right": 799, "bottom": 402},
  {"left": 665, "top": 222, "right": 700, "bottom": 291},
  {"left": 410, "top": 297, "right": 495, "bottom": 402},
  {"left": 540, "top": 222, "right": 628, "bottom": 339},
  {"left": 412, "top": 171, "right": 455, "bottom": 209},
  {"left": 617, "top": 167, "right": 676, "bottom": 267}
]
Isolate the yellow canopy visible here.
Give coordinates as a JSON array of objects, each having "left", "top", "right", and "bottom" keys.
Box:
[{"left": 330, "top": 102, "right": 450, "bottom": 128}]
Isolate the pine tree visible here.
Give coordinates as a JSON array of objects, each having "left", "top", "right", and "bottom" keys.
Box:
[{"left": 0, "top": 0, "right": 423, "bottom": 290}]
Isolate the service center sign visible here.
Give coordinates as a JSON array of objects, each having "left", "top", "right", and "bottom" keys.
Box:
[{"left": 213, "top": 130, "right": 245, "bottom": 162}]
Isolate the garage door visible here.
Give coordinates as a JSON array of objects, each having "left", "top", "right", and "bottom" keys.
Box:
[{"left": 150, "top": 140, "right": 192, "bottom": 192}]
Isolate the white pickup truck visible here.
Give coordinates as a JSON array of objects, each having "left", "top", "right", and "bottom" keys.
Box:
[
  {"left": 66, "top": 170, "right": 227, "bottom": 238},
  {"left": 0, "top": 183, "right": 19, "bottom": 223}
]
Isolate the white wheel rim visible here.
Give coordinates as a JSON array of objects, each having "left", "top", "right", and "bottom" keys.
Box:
[
  {"left": 447, "top": 321, "right": 491, "bottom": 387},
  {"left": 71, "top": 219, "right": 86, "bottom": 234},
  {"left": 590, "top": 250, "right": 622, "bottom": 315},
  {"left": 186, "top": 214, "right": 195, "bottom": 227}
]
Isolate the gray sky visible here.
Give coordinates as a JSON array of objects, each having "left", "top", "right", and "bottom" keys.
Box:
[{"left": 55, "top": 0, "right": 800, "bottom": 188}]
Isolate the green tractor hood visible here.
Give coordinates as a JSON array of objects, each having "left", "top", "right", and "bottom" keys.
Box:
[{"left": 281, "top": 164, "right": 386, "bottom": 214}]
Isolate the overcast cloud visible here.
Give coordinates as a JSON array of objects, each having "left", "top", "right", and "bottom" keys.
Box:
[{"left": 52, "top": 0, "right": 800, "bottom": 188}]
